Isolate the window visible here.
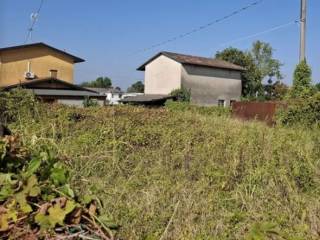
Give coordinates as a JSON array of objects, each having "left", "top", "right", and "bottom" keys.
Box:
[{"left": 218, "top": 99, "right": 225, "bottom": 107}]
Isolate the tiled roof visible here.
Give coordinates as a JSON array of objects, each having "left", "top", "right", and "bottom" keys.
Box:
[
  {"left": 0, "top": 42, "right": 85, "bottom": 63},
  {"left": 137, "top": 51, "right": 245, "bottom": 71}
]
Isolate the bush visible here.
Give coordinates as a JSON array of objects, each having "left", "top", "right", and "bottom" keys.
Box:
[
  {"left": 83, "top": 96, "right": 99, "bottom": 107},
  {"left": 0, "top": 89, "right": 38, "bottom": 124},
  {"left": 277, "top": 93, "right": 320, "bottom": 127},
  {"left": 170, "top": 87, "right": 191, "bottom": 102},
  {"left": 289, "top": 60, "right": 313, "bottom": 98}
]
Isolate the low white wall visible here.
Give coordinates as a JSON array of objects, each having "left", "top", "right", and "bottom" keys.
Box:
[{"left": 57, "top": 99, "right": 105, "bottom": 107}]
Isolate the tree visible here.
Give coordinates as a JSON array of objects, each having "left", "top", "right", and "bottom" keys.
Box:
[
  {"left": 264, "top": 81, "right": 289, "bottom": 100},
  {"left": 215, "top": 47, "right": 261, "bottom": 97},
  {"left": 81, "top": 77, "right": 112, "bottom": 88},
  {"left": 250, "top": 41, "right": 283, "bottom": 82},
  {"left": 290, "top": 60, "right": 313, "bottom": 98},
  {"left": 315, "top": 83, "right": 320, "bottom": 92},
  {"left": 127, "top": 81, "right": 144, "bottom": 93},
  {"left": 215, "top": 41, "right": 283, "bottom": 99}
]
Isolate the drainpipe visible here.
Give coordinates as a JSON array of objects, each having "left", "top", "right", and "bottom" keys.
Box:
[{"left": 27, "top": 61, "right": 31, "bottom": 72}]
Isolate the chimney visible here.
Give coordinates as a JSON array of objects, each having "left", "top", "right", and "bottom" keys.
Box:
[{"left": 49, "top": 69, "right": 58, "bottom": 79}]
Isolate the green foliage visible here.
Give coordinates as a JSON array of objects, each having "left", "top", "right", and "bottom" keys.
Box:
[
  {"left": 127, "top": 81, "right": 144, "bottom": 93},
  {"left": 216, "top": 47, "right": 261, "bottom": 97},
  {"left": 4, "top": 98, "right": 320, "bottom": 239},
  {"left": 81, "top": 76, "right": 112, "bottom": 88},
  {"left": 170, "top": 87, "right": 191, "bottom": 102},
  {"left": 289, "top": 60, "right": 313, "bottom": 98},
  {"left": 165, "top": 100, "right": 231, "bottom": 117},
  {"left": 83, "top": 96, "right": 99, "bottom": 107},
  {"left": 0, "top": 136, "right": 113, "bottom": 237},
  {"left": 215, "top": 41, "right": 283, "bottom": 99},
  {"left": 251, "top": 41, "right": 283, "bottom": 81},
  {"left": 263, "top": 81, "right": 289, "bottom": 100},
  {"left": 35, "top": 200, "right": 77, "bottom": 230},
  {"left": 245, "top": 222, "right": 280, "bottom": 240},
  {"left": 0, "top": 88, "right": 38, "bottom": 124},
  {"left": 277, "top": 92, "right": 320, "bottom": 127}
]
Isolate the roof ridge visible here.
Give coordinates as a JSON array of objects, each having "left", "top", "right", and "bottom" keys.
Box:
[
  {"left": 137, "top": 51, "right": 245, "bottom": 71},
  {"left": 0, "top": 42, "right": 85, "bottom": 63}
]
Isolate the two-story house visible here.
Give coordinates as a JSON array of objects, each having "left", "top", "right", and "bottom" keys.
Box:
[{"left": 0, "top": 42, "right": 105, "bottom": 106}]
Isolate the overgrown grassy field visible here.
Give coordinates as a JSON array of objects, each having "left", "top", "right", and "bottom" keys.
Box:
[{"left": 7, "top": 102, "right": 320, "bottom": 240}]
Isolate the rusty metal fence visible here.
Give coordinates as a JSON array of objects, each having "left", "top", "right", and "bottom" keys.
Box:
[{"left": 232, "top": 101, "right": 285, "bottom": 125}]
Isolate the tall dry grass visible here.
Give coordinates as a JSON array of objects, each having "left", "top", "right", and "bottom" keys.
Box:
[{"left": 8, "top": 102, "right": 320, "bottom": 240}]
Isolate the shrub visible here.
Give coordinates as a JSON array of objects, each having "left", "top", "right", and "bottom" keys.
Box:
[
  {"left": 0, "top": 88, "right": 38, "bottom": 124},
  {"left": 83, "top": 96, "right": 99, "bottom": 107},
  {"left": 170, "top": 87, "right": 191, "bottom": 102},
  {"left": 289, "top": 60, "right": 313, "bottom": 98},
  {"left": 277, "top": 92, "right": 320, "bottom": 127}
]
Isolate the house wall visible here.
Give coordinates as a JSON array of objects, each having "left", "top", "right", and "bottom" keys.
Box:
[
  {"left": 57, "top": 98, "right": 105, "bottom": 107},
  {"left": 0, "top": 46, "right": 75, "bottom": 87},
  {"left": 181, "top": 65, "right": 242, "bottom": 106},
  {"left": 144, "top": 55, "right": 182, "bottom": 95}
]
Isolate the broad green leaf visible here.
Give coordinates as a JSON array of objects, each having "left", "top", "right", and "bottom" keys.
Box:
[
  {"left": 23, "top": 158, "right": 41, "bottom": 178},
  {"left": 0, "top": 186, "right": 14, "bottom": 201},
  {"left": 0, "top": 204, "right": 18, "bottom": 232},
  {"left": 35, "top": 200, "right": 76, "bottom": 230},
  {"left": 14, "top": 175, "right": 40, "bottom": 213},
  {"left": 0, "top": 173, "right": 15, "bottom": 185},
  {"left": 59, "top": 184, "right": 75, "bottom": 198},
  {"left": 50, "top": 164, "right": 68, "bottom": 186},
  {"left": 0, "top": 173, "right": 17, "bottom": 201}
]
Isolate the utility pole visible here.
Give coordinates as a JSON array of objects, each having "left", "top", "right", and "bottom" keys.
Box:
[{"left": 299, "top": 0, "right": 307, "bottom": 62}]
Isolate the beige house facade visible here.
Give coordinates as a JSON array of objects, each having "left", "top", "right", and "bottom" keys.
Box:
[
  {"left": 138, "top": 52, "right": 245, "bottom": 106},
  {"left": 0, "top": 42, "right": 84, "bottom": 87},
  {"left": 0, "top": 43, "right": 106, "bottom": 107}
]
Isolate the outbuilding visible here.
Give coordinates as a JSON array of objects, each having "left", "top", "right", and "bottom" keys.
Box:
[{"left": 137, "top": 51, "right": 245, "bottom": 107}]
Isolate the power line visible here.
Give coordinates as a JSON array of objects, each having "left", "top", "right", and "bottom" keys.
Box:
[
  {"left": 24, "top": 0, "right": 45, "bottom": 44},
  {"left": 216, "top": 20, "right": 299, "bottom": 50},
  {"left": 132, "top": 0, "right": 264, "bottom": 55}
]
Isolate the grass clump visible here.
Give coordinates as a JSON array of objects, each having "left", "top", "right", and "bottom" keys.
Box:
[
  {"left": 3, "top": 91, "right": 320, "bottom": 239},
  {"left": 165, "top": 100, "right": 231, "bottom": 117}
]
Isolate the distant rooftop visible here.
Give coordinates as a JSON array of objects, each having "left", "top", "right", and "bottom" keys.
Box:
[
  {"left": 85, "top": 87, "right": 123, "bottom": 94},
  {"left": 0, "top": 42, "right": 85, "bottom": 63},
  {"left": 137, "top": 51, "right": 245, "bottom": 71}
]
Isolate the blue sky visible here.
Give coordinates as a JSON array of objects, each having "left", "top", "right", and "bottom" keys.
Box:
[{"left": 1, "top": 0, "right": 319, "bottom": 89}]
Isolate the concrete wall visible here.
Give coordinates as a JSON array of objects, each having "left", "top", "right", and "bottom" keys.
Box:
[
  {"left": 0, "top": 46, "right": 75, "bottom": 87},
  {"left": 144, "top": 55, "right": 181, "bottom": 95},
  {"left": 57, "top": 98, "right": 105, "bottom": 107},
  {"left": 181, "top": 65, "right": 242, "bottom": 106}
]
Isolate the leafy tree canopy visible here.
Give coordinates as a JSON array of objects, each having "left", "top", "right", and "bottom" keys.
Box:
[
  {"left": 264, "top": 81, "right": 289, "bottom": 101},
  {"left": 127, "top": 81, "right": 144, "bottom": 93},
  {"left": 216, "top": 47, "right": 261, "bottom": 97},
  {"left": 215, "top": 41, "right": 283, "bottom": 98},
  {"left": 251, "top": 40, "right": 283, "bottom": 81},
  {"left": 81, "top": 77, "right": 112, "bottom": 88}
]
